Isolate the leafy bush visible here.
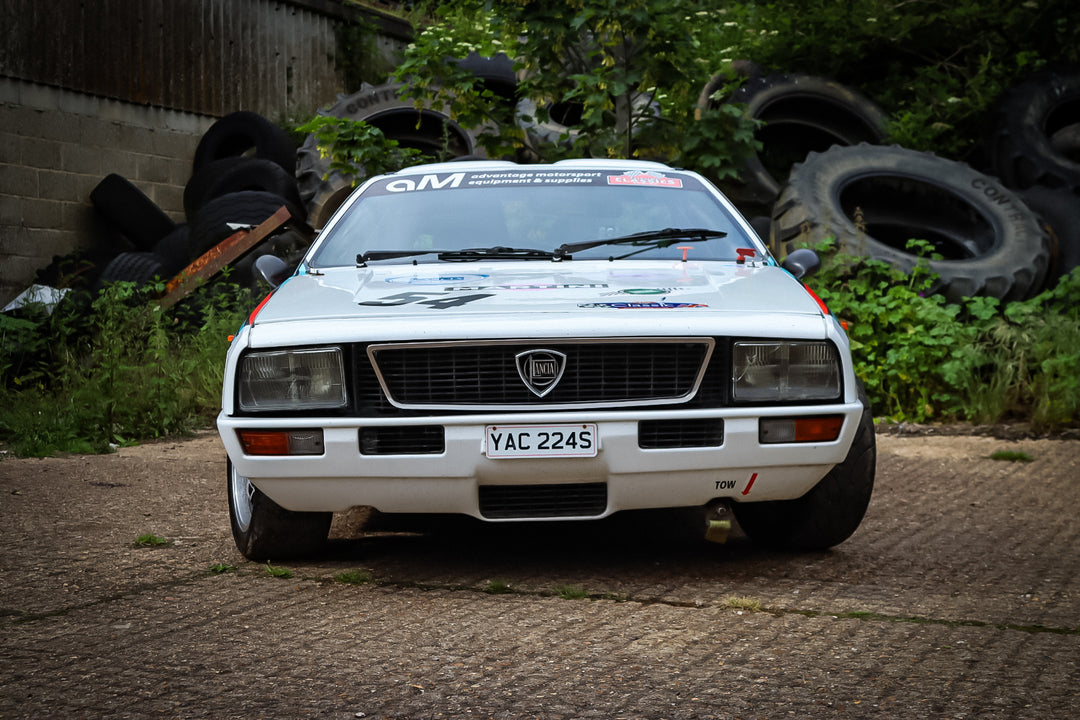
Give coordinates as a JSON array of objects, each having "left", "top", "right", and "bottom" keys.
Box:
[
  {"left": 699, "top": 0, "right": 1080, "bottom": 158},
  {"left": 393, "top": 1, "right": 1079, "bottom": 164},
  {"left": 394, "top": 1, "right": 762, "bottom": 177},
  {"left": 295, "top": 115, "right": 430, "bottom": 187},
  {"left": 0, "top": 280, "right": 255, "bottom": 457},
  {"left": 810, "top": 240, "right": 1080, "bottom": 426}
]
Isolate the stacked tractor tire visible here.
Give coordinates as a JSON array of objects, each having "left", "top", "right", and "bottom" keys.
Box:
[
  {"left": 48, "top": 59, "right": 1080, "bottom": 307},
  {"left": 702, "top": 64, "right": 1080, "bottom": 303}
]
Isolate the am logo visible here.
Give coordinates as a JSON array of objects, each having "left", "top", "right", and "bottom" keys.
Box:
[{"left": 385, "top": 173, "right": 465, "bottom": 193}]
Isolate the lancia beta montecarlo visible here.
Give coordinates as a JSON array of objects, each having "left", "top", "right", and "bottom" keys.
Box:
[{"left": 217, "top": 159, "right": 876, "bottom": 561}]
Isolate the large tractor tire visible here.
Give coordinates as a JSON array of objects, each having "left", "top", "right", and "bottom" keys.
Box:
[
  {"left": 771, "top": 144, "right": 1051, "bottom": 303},
  {"left": 703, "top": 73, "right": 890, "bottom": 211},
  {"left": 985, "top": 70, "right": 1080, "bottom": 193},
  {"left": 295, "top": 83, "right": 479, "bottom": 229}
]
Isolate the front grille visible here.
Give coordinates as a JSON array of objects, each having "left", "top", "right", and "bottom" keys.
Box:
[
  {"left": 479, "top": 483, "right": 608, "bottom": 519},
  {"left": 638, "top": 419, "right": 724, "bottom": 448},
  {"left": 359, "top": 426, "right": 444, "bottom": 455},
  {"left": 369, "top": 339, "right": 712, "bottom": 409}
]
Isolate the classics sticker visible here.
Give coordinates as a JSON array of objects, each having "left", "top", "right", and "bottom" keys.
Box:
[{"left": 607, "top": 170, "right": 683, "bottom": 188}]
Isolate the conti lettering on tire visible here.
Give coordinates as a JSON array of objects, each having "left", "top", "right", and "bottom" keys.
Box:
[
  {"left": 702, "top": 73, "right": 889, "bottom": 211},
  {"left": 771, "top": 144, "right": 1052, "bottom": 302}
]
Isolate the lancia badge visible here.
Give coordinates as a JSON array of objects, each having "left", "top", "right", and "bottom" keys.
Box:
[{"left": 515, "top": 349, "right": 567, "bottom": 398}]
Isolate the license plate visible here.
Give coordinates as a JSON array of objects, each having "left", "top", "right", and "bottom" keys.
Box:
[{"left": 485, "top": 423, "right": 598, "bottom": 458}]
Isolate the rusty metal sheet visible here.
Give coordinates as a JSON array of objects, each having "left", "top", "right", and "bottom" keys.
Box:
[{"left": 158, "top": 205, "right": 291, "bottom": 309}]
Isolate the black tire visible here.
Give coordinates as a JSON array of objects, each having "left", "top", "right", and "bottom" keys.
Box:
[
  {"left": 986, "top": 70, "right": 1080, "bottom": 192},
  {"left": 192, "top": 111, "right": 297, "bottom": 174},
  {"left": 296, "top": 83, "right": 478, "bottom": 227},
  {"left": 151, "top": 225, "right": 192, "bottom": 277},
  {"left": 91, "top": 251, "right": 166, "bottom": 292},
  {"left": 228, "top": 459, "right": 331, "bottom": 561},
  {"left": 732, "top": 383, "right": 876, "bottom": 551},
  {"left": 1017, "top": 185, "right": 1080, "bottom": 288},
  {"left": 771, "top": 144, "right": 1052, "bottom": 303},
  {"left": 189, "top": 190, "right": 304, "bottom": 260},
  {"left": 706, "top": 73, "right": 889, "bottom": 210},
  {"left": 183, "top": 157, "right": 304, "bottom": 225},
  {"left": 89, "top": 174, "right": 177, "bottom": 251},
  {"left": 453, "top": 51, "right": 518, "bottom": 101}
]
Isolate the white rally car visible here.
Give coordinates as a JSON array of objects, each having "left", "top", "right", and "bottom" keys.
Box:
[{"left": 217, "top": 159, "right": 875, "bottom": 560}]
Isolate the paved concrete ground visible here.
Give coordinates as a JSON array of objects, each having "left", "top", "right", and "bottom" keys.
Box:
[{"left": 1, "top": 430, "right": 1078, "bottom": 719}]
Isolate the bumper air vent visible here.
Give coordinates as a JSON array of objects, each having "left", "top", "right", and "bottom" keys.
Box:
[
  {"left": 478, "top": 483, "right": 608, "bottom": 519},
  {"left": 638, "top": 419, "right": 724, "bottom": 449}
]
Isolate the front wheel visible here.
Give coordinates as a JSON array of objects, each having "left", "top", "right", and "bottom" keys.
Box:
[
  {"left": 732, "top": 385, "right": 876, "bottom": 551},
  {"left": 228, "top": 459, "right": 332, "bottom": 561}
]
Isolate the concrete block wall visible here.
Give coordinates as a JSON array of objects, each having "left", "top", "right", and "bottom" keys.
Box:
[{"left": 0, "top": 77, "right": 216, "bottom": 307}]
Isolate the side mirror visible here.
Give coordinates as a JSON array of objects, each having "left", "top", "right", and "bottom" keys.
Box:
[
  {"left": 781, "top": 248, "right": 821, "bottom": 280},
  {"left": 254, "top": 254, "right": 290, "bottom": 289}
]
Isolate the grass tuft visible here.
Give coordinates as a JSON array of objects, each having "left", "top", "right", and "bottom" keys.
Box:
[
  {"left": 484, "top": 579, "right": 513, "bottom": 594},
  {"left": 133, "top": 533, "right": 171, "bottom": 548},
  {"left": 989, "top": 450, "right": 1034, "bottom": 462},
  {"left": 335, "top": 569, "right": 373, "bottom": 585},
  {"left": 724, "top": 595, "right": 762, "bottom": 612},
  {"left": 265, "top": 562, "right": 293, "bottom": 579},
  {"left": 207, "top": 562, "right": 236, "bottom": 574},
  {"left": 555, "top": 584, "right": 589, "bottom": 600}
]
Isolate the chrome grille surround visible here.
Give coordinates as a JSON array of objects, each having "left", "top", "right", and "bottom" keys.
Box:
[{"left": 367, "top": 337, "right": 715, "bottom": 411}]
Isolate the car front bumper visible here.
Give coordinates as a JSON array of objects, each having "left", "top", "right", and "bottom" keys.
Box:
[{"left": 218, "top": 402, "right": 863, "bottom": 520}]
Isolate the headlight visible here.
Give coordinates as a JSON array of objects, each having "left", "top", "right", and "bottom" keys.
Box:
[
  {"left": 238, "top": 347, "right": 347, "bottom": 411},
  {"left": 732, "top": 341, "right": 841, "bottom": 402}
]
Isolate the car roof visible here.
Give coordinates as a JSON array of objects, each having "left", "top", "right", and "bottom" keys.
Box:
[{"left": 390, "top": 158, "right": 680, "bottom": 176}]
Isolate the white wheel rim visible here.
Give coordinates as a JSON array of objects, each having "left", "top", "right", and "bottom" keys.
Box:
[{"left": 230, "top": 464, "right": 255, "bottom": 532}]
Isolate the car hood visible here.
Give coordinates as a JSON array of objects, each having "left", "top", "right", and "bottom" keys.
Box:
[{"left": 245, "top": 260, "right": 828, "bottom": 345}]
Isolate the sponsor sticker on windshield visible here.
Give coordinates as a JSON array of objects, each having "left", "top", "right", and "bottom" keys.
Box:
[{"left": 607, "top": 170, "right": 683, "bottom": 188}]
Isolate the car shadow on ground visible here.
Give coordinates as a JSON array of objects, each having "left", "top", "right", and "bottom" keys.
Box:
[{"left": 308, "top": 507, "right": 834, "bottom": 585}]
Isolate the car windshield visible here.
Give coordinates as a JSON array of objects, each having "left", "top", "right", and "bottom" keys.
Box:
[{"left": 308, "top": 168, "right": 758, "bottom": 267}]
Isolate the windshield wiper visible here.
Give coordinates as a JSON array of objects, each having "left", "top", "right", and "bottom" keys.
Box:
[
  {"left": 358, "top": 247, "right": 557, "bottom": 266},
  {"left": 438, "top": 247, "right": 557, "bottom": 261},
  {"left": 554, "top": 228, "right": 727, "bottom": 259}
]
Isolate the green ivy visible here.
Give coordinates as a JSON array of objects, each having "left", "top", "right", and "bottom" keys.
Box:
[{"left": 810, "top": 240, "right": 1080, "bottom": 427}]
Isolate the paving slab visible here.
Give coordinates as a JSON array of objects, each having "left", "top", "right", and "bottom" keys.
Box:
[{"left": 1, "top": 430, "right": 1078, "bottom": 718}]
